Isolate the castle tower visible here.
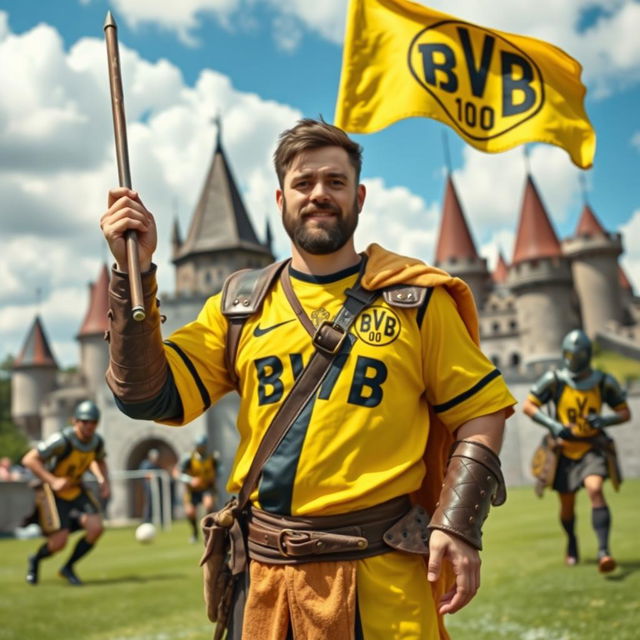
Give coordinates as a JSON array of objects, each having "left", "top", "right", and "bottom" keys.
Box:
[
  {"left": 434, "top": 175, "right": 490, "bottom": 309},
  {"left": 172, "top": 121, "right": 274, "bottom": 299},
  {"left": 265, "top": 217, "right": 274, "bottom": 256},
  {"left": 562, "top": 203, "right": 624, "bottom": 338},
  {"left": 76, "top": 264, "right": 110, "bottom": 396},
  {"left": 508, "top": 175, "right": 578, "bottom": 372},
  {"left": 11, "top": 315, "right": 58, "bottom": 440},
  {"left": 492, "top": 250, "right": 509, "bottom": 290}
]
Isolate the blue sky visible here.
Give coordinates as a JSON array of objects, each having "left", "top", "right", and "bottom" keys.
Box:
[{"left": 0, "top": 0, "right": 638, "bottom": 366}]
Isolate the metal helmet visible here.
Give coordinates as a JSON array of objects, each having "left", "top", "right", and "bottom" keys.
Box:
[
  {"left": 74, "top": 400, "right": 100, "bottom": 422},
  {"left": 561, "top": 330, "right": 592, "bottom": 375}
]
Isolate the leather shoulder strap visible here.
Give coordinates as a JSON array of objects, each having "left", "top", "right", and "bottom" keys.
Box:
[{"left": 221, "top": 260, "right": 288, "bottom": 386}]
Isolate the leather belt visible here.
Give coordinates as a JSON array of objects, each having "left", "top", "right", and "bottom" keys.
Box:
[{"left": 247, "top": 495, "right": 430, "bottom": 565}]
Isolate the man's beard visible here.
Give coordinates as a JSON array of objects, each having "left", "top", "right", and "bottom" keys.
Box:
[{"left": 282, "top": 196, "right": 359, "bottom": 255}]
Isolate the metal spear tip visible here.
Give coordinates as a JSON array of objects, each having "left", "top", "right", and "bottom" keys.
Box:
[{"left": 104, "top": 10, "right": 117, "bottom": 30}]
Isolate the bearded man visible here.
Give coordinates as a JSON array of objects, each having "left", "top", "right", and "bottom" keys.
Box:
[{"left": 100, "top": 119, "right": 515, "bottom": 639}]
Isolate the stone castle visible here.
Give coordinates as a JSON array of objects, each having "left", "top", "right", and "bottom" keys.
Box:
[{"left": 11, "top": 129, "right": 640, "bottom": 521}]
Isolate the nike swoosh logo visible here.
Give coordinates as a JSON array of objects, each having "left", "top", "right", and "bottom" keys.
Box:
[{"left": 253, "top": 319, "right": 296, "bottom": 337}]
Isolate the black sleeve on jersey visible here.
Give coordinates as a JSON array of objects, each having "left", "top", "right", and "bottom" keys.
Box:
[
  {"left": 433, "top": 369, "right": 501, "bottom": 413},
  {"left": 415, "top": 287, "right": 435, "bottom": 329},
  {"left": 114, "top": 367, "right": 184, "bottom": 421}
]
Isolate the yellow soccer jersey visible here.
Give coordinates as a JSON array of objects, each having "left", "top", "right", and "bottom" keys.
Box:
[
  {"left": 182, "top": 452, "right": 217, "bottom": 490},
  {"left": 162, "top": 263, "right": 515, "bottom": 516},
  {"left": 37, "top": 427, "right": 106, "bottom": 500}
]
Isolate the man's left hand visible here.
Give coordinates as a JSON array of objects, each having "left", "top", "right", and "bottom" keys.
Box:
[{"left": 427, "top": 529, "right": 480, "bottom": 615}]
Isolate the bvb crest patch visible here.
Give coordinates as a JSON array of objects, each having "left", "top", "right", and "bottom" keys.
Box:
[{"left": 355, "top": 306, "right": 401, "bottom": 346}]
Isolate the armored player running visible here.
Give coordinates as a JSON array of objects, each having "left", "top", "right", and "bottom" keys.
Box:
[
  {"left": 523, "top": 330, "right": 631, "bottom": 572},
  {"left": 22, "top": 400, "right": 110, "bottom": 586}
]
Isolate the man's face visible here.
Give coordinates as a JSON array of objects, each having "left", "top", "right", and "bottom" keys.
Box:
[
  {"left": 73, "top": 419, "right": 98, "bottom": 442},
  {"left": 277, "top": 146, "right": 365, "bottom": 255}
]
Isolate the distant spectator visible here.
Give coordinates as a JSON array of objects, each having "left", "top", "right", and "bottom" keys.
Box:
[{"left": 0, "top": 456, "right": 22, "bottom": 481}]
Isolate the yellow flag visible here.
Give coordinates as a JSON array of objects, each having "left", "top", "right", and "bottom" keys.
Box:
[{"left": 335, "top": 0, "right": 596, "bottom": 168}]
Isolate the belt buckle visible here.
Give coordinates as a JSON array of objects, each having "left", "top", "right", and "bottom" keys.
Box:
[
  {"left": 313, "top": 321, "right": 347, "bottom": 355},
  {"left": 276, "top": 528, "right": 298, "bottom": 557}
]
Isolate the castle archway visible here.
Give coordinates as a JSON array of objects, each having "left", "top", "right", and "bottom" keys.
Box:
[{"left": 125, "top": 438, "right": 178, "bottom": 520}]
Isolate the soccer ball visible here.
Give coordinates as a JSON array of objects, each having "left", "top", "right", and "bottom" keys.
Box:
[{"left": 135, "top": 522, "right": 157, "bottom": 544}]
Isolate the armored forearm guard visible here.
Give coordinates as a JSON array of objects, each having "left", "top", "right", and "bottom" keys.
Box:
[
  {"left": 530, "top": 408, "right": 564, "bottom": 436},
  {"left": 428, "top": 440, "right": 506, "bottom": 550},
  {"left": 105, "top": 265, "right": 168, "bottom": 403}
]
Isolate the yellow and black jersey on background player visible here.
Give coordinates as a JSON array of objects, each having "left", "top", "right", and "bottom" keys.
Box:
[
  {"left": 37, "top": 427, "right": 106, "bottom": 501},
  {"left": 527, "top": 370, "right": 628, "bottom": 459},
  {"left": 180, "top": 451, "right": 217, "bottom": 492},
  {"left": 160, "top": 258, "right": 515, "bottom": 517}
]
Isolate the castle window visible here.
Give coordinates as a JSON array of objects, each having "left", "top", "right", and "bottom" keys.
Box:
[
  {"left": 492, "top": 322, "right": 500, "bottom": 333},
  {"left": 491, "top": 355, "right": 501, "bottom": 367},
  {"left": 509, "top": 320, "right": 517, "bottom": 330},
  {"left": 510, "top": 353, "right": 521, "bottom": 367}
]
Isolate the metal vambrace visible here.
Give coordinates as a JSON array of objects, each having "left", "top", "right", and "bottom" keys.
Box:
[
  {"left": 105, "top": 265, "right": 168, "bottom": 403},
  {"left": 530, "top": 408, "right": 564, "bottom": 437},
  {"left": 427, "top": 440, "right": 507, "bottom": 550}
]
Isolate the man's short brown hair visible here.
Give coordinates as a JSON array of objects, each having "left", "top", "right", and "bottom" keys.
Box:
[{"left": 273, "top": 118, "right": 363, "bottom": 187}]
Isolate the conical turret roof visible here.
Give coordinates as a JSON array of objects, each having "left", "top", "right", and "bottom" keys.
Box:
[
  {"left": 492, "top": 250, "right": 509, "bottom": 284},
  {"left": 14, "top": 315, "right": 58, "bottom": 369},
  {"left": 619, "top": 264, "right": 633, "bottom": 293},
  {"left": 171, "top": 216, "right": 182, "bottom": 247},
  {"left": 575, "top": 203, "right": 607, "bottom": 237},
  {"left": 512, "top": 175, "right": 562, "bottom": 264},
  {"left": 435, "top": 175, "right": 479, "bottom": 263},
  {"left": 174, "top": 133, "right": 267, "bottom": 261},
  {"left": 77, "top": 264, "right": 110, "bottom": 338}
]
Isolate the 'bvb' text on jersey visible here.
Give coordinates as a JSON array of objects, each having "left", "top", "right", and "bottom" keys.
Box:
[
  {"left": 528, "top": 371, "right": 628, "bottom": 460},
  {"left": 182, "top": 452, "right": 217, "bottom": 491},
  {"left": 37, "top": 427, "right": 106, "bottom": 501},
  {"left": 160, "top": 263, "right": 515, "bottom": 516}
]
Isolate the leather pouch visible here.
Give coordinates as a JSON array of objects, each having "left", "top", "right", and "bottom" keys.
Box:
[{"left": 199, "top": 500, "right": 238, "bottom": 628}]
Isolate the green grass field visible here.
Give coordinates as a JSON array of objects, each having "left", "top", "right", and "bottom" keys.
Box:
[{"left": 2, "top": 481, "right": 639, "bottom": 640}]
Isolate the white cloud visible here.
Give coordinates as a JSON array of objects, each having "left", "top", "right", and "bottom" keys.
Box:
[
  {"left": 619, "top": 209, "right": 640, "bottom": 292},
  {"left": 111, "top": 0, "right": 240, "bottom": 46},
  {"left": 355, "top": 178, "right": 440, "bottom": 263}
]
